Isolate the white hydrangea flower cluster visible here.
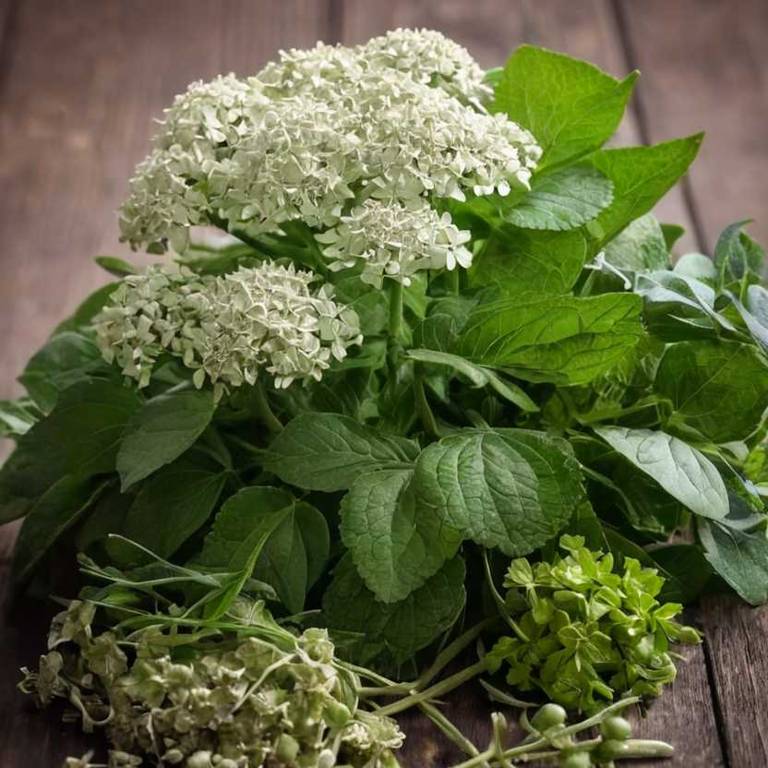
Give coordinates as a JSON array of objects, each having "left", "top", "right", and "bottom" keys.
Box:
[
  {"left": 94, "top": 263, "right": 362, "bottom": 391},
  {"left": 119, "top": 29, "right": 542, "bottom": 286},
  {"left": 317, "top": 199, "right": 472, "bottom": 287}
]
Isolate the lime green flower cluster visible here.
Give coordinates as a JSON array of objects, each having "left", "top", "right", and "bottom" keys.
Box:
[{"left": 487, "top": 536, "right": 701, "bottom": 713}]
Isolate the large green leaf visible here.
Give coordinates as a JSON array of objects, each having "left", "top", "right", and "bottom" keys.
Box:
[
  {"left": 323, "top": 555, "right": 466, "bottom": 665},
  {"left": 5, "top": 380, "right": 142, "bottom": 495},
  {"left": 494, "top": 45, "right": 637, "bottom": 169},
  {"left": 117, "top": 387, "right": 216, "bottom": 490},
  {"left": 458, "top": 293, "right": 643, "bottom": 385},
  {"left": 416, "top": 429, "right": 583, "bottom": 556},
  {"left": 11, "top": 476, "right": 108, "bottom": 585},
  {"left": 655, "top": 340, "right": 768, "bottom": 442},
  {"left": 603, "top": 213, "right": 669, "bottom": 272},
  {"left": 470, "top": 227, "right": 589, "bottom": 297},
  {"left": 196, "top": 486, "right": 294, "bottom": 571},
  {"left": 505, "top": 165, "right": 613, "bottom": 231},
  {"left": 594, "top": 426, "right": 728, "bottom": 520},
  {"left": 588, "top": 135, "right": 703, "bottom": 246},
  {"left": 698, "top": 517, "right": 768, "bottom": 605},
  {"left": 340, "top": 468, "right": 462, "bottom": 603},
  {"left": 262, "top": 413, "right": 419, "bottom": 492},
  {"left": 253, "top": 501, "right": 330, "bottom": 614},
  {"left": 19, "top": 332, "right": 109, "bottom": 413},
  {"left": 406, "top": 349, "right": 539, "bottom": 412},
  {"left": 122, "top": 454, "right": 228, "bottom": 558}
]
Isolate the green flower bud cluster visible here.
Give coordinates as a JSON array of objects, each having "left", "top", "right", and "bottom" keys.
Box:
[
  {"left": 94, "top": 261, "right": 362, "bottom": 392},
  {"left": 118, "top": 29, "right": 540, "bottom": 288},
  {"left": 486, "top": 535, "right": 701, "bottom": 713},
  {"left": 21, "top": 601, "right": 404, "bottom": 768}
]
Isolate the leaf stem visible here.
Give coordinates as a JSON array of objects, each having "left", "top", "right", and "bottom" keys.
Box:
[
  {"left": 375, "top": 660, "right": 487, "bottom": 717},
  {"left": 414, "top": 371, "right": 440, "bottom": 439},
  {"left": 252, "top": 381, "right": 283, "bottom": 434}
]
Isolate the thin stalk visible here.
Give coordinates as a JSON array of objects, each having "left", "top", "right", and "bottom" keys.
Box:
[
  {"left": 414, "top": 372, "right": 439, "bottom": 439},
  {"left": 420, "top": 702, "right": 482, "bottom": 760},
  {"left": 482, "top": 550, "right": 529, "bottom": 642},
  {"left": 375, "top": 660, "right": 487, "bottom": 717},
  {"left": 448, "top": 268, "right": 460, "bottom": 295},
  {"left": 252, "top": 381, "right": 283, "bottom": 433}
]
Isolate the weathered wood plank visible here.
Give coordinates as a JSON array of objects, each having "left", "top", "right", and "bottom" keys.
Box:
[
  {"left": 0, "top": 0, "right": 330, "bottom": 400},
  {"left": 617, "top": 0, "right": 768, "bottom": 252},
  {"left": 699, "top": 597, "right": 768, "bottom": 766}
]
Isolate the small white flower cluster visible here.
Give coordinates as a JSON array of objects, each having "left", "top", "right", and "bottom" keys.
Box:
[
  {"left": 94, "top": 263, "right": 362, "bottom": 391},
  {"left": 119, "top": 29, "right": 542, "bottom": 286},
  {"left": 317, "top": 199, "right": 472, "bottom": 287}
]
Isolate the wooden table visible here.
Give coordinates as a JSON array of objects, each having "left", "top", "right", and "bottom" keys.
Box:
[{"left": 1, "top": 1, "right": 767, "bottom": 765}]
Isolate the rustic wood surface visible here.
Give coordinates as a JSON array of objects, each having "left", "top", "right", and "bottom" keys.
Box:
[{"left": 0, "top": 1, "right": 766, "bottom": 766}]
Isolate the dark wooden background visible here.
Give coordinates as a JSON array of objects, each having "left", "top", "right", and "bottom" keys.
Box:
[{"left": 1, "top": 1, "right": 767, "bottom": 766}]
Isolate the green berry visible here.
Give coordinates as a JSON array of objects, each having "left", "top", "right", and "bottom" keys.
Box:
[
  {"left": 531, "top": 702, "right": 567, "bottom": 731},
  {"left": 560, "top": 751, "right": 593, "bottom": 768},
  {"left": 600, "top": 715, "right": 632, "bottom": 741}
]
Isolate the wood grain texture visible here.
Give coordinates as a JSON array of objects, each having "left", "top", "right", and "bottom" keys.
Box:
[
  {"left": 700, "top": 596, "right": 768, "bottom": 766},
  {"left": 617, "top": 0, "right": 768, "bottom": 253}
]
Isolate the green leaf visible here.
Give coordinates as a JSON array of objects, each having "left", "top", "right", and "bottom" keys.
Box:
[
  {"left": 19, "top": 332, "right": 109, "bottom": 413},
  {"left": 469, "top": 226, "right": 589, "bottom": 298},
  {"left": 340, "top": 468, "right": 461, "bottom": 603},
  {"left": 661, "top": 223, "right": 686, "bottom": 251},
  {"left": 253, "top": 501, "right": 330, "bottom": 613},
  {"left": 323, "top": 555, "right": 466, "bottom": 665},
  {"left": 650, "top": 545, "right": 713, "bottom": 603},
  {"left": 122, "top": 454, "right": 227, "bottom": 558},
  {"left": 54, "top": 282, "right": 120, "bottom": 334},
  {"left": 0, "top": 380, "right": 141, "bottom": 523},
  {"left": 196, "top": 486, "right": 295, "bottom": 571},
  {"left": 458, "top": 293, "right": 643, "bottom": 385},
  {"left": 406, "top": 349, "right": 538, "bottom": 412},
  {"left": 94, "top": 255, "right": 137, "bottom": 277},
  {"left": 588, "top": 135, "right": 703, "bottom": 246},
  {"left": 505, "top": 166, "right": 613, "bottom": 231},
  {"left": 594, "top": 426, "right": 728, "bottom": 520},
  {"left": 714, "top": 220, "right": 765, "bottom": 284},
  {"left": 416, "top": 429, "right": 583, "bottom": 556},
  {"left": 117, "top": 387, "right": 216, "bottom": 490},
  {"left": 11, "top": 476, "right": 108, "bottom": 585},
  {"left": 655, "top": 340, "right": 768, "bottom": 442},
  {"left": 698, "top": 517, "right": 768, "bottom": 605},
  {"left": 0, "top": 398, "right": 41, "bottom": 438},
  {"left": 262, "top": 413, "right": 419, "bottom": 492},
  {"left": 603, "top": 213, "right": 669, "bottom": 272},
  {"left": 196, "top": 486, "right": 296, "bottom": 619},
  {"left": 494, "top": 45, "right": 637, "bottom": 169},
  {"left": 15, "top": 379, "right": 142, "bottom": 480}
]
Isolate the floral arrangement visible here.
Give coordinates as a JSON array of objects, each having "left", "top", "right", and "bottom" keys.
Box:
[{"left": 2, "top": 28, "right": 767, "bottom": 768}]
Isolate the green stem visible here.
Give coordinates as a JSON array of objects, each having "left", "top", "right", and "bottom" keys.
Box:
[
  {"left": 420, "top": 702, "right": 481, "bottom": 759},
  {"left": 482, "top": 550, "right": 529, "bottom": 642},
  {"left": 448, "top": 268, "right": 460, "bottom": 295},
  {"left": 386, "top": 279, "right": 404, "bottom": 395},
  {"left": 375, "top": 660, "right": 487, "bottom": 717},
  {"left": 252, "top": 381, "right": 283, "bottom": 434},
  {"left": 414, "top": 373, "right": 439, "bottom": 439}
]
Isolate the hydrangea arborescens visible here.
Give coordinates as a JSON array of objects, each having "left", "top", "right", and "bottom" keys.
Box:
[
  {"left": 119, "top": 29, "right": 542, "bottom": 287},
  {"left": 22, "top": 600, "right": 404, "bottom": 768},
  {"left": 316, "top": 199, "right": 472, "bottom": 287},
  {"left": 94, "top": 261, "right": 362, "bottom": 392}
]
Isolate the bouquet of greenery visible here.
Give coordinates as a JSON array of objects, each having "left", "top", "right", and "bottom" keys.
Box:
[{"left": 3, "top": 28, "right": 767, "bottom": 768}]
